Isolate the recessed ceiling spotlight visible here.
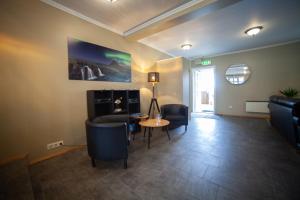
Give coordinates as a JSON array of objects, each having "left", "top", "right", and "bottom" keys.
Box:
[
  {"left": 181, "top": 43, "right": 192, "bottom": 50},
  {"left": 245, "top": 26, "right": 263, "bottom": 36},
  {"left": 106, "top": 0, "right": 118, "bottom": 3}
]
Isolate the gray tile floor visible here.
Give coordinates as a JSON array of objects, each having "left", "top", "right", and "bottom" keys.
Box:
[{"left": 30, "top": 116, "right": 300, "bottom": 200}]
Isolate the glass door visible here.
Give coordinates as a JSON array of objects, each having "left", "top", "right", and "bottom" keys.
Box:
[{"left": 193, "top": 67, "right": 215, "bottom": 113}]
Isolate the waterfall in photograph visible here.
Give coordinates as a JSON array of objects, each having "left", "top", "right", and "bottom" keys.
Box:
[
  {"left": 83, "top": 65, "right": 97, "bottom": 80},
  {"left": 97, "top": 66, "right": 105, "bottom": 77}
]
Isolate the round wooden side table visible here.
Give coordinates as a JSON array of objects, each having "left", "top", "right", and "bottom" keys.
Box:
[{"left": 139, "top": 119, "right": 170, "bottom": 149}]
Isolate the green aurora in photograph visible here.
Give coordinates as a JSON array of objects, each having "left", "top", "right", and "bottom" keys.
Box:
[{"left": 105, "top": 52, "right": 131, "bottom": 67}]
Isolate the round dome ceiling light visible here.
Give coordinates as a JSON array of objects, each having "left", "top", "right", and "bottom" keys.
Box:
[
  {"left": 245, "top": 26, "right": 263, "bottom": 36},
  {"left": 106, "top": 0, "right": 118, "bottom": 3},
  {"left": 181, "top": 43, "right": 192, "bottom": 50}
]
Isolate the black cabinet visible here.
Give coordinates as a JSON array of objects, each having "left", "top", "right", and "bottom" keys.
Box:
[{"left": 87, "top": 90, "right": 140, "bottom": 120}]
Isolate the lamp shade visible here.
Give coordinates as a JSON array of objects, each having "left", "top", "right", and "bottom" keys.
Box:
[{"left": 148, "top": 72, "right": 159, "bottom": 83}]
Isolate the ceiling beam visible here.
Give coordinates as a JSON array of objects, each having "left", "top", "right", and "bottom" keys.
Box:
[
  {"left": 41, "top": 0, "right": 123, "bottom": 35},
  {"left": 124, "top": 0, "right": 241, "bottom": 41}
]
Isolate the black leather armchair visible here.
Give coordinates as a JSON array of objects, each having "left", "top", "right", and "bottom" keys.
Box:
[
  {"left": 85, "top": 120, "right": 128, "bottom": 169},
  {"left": 161, "top": 104, "right": 188, "bottom": 131}
]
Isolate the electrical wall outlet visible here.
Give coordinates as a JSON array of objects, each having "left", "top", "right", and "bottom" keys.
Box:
[
  {"left": 47, "top": 140, "right": 64, "bottom": 150},
  {"left": 228, "top": 105, "right": 233, "bottom": 109}
]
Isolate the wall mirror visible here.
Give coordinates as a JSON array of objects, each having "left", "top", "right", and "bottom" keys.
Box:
[{"left": 225, "top": 64, "right": 251, "bottom": 85}]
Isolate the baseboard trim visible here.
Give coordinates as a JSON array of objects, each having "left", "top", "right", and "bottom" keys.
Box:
[
  {"left": 217, "top": 113, "right": 270, "bottom": 120},
  {"left": 0, "top": 153, "right": 29, "bottom": 166},
  {"left": 29, "top": 145, "right": 86, "bottom": 165}
]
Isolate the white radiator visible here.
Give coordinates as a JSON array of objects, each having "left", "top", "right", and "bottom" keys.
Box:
[{"left": 245, "top": 101, "right": 269, "bottom": 113}]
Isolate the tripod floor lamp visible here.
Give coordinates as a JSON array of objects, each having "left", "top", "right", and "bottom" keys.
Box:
[{"left": 148, "top": 72, "right": 160, "bottom": 118}]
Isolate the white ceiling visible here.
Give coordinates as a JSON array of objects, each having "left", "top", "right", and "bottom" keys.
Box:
[
  {"left": 42, "top": 0, "right": 300, "bottom": 58},
  {"left": 49, "top": 0, "right": 192, "bottom": 33},
  {"left": 140, "top": 0, "right": 300, "bottom": 58}
]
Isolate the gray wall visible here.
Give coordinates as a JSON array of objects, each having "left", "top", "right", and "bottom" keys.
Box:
[{"left": 193, "top": 42, "right": 300, "bottom": 117}]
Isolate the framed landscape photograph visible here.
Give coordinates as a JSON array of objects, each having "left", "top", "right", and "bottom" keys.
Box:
[{"left": 68, "top": 38, "right": 131, "bottom": 82}]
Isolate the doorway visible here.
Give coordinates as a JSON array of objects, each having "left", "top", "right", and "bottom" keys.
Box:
[{"left": 192, "top": 67, "right": 215, "bottom": 113}]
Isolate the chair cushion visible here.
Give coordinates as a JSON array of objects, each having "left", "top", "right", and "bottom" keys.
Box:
[
  {"left": 164, "top": 115, "right": 186, "bottom": 121},
  {"left": 92, "top": 114, "right": 129, "bottom": 123}
]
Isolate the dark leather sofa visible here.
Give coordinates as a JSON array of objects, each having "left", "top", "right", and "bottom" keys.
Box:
[
  {"left": 269, "top": 95, "right": 300, "bottom": 148},
  {"left": 161, "top": 104, "right": 188, "bottom": 131}
]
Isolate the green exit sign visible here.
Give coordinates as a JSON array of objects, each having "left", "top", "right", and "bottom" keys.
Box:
[{"left": 201, "top": 59, "right": 211, "bottom": 66}]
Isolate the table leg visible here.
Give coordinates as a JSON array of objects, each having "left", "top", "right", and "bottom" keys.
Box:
[
  {"left": 148, "top": 127, "right": 151, "bottom": 149},
  {"left": 127, "top": 132, "right": 131, "bottom": 146},
  {"left": 166, "top": 126, "right": 170, "bottom": 140},
  {"left": 143, "top": 127, "right": 147, "bottom": 138}
]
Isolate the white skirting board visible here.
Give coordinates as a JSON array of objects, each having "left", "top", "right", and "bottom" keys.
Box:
[{"left": 245, "top": 101, "right": 269, "bottom": 113}]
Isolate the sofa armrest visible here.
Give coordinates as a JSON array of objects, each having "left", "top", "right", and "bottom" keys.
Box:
[
  {"left": 184, "top": 106, "right": 189, "bottom": 124},
  {"left": 183, "top": 106, "right": 188, "bottom": 117},
  {"left": 161, "top": 106, "right": 166, "bottom": 118},
  {"left": 293, "top": 117, "right": 300, "bottom": 148},
  {"left": 293, "top": 116, "right": 300, "bottom": 126}
]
